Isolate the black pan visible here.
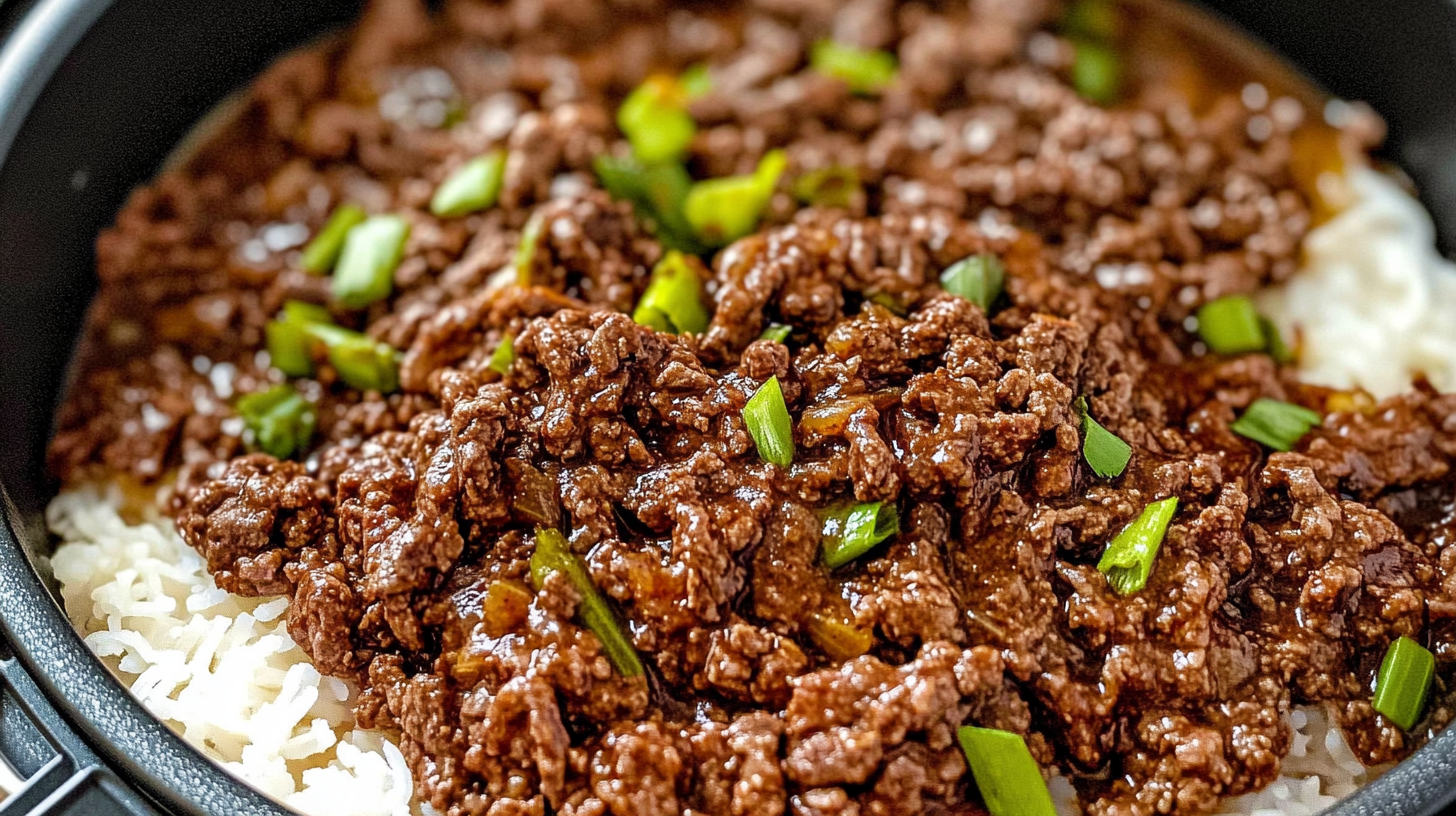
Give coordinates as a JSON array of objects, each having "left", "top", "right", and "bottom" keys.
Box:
[{"left": 0, "top": 1, "right": 1454, "bottom": 814}]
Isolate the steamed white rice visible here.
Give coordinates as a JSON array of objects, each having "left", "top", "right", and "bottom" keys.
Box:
[{"left": 37, "top": 162, "right": 1450, "bottom": 815}]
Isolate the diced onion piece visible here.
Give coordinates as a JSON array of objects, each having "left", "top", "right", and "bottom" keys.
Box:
[
  {"left": 1097, "top": 496, "right": 1178, "bottom": 595},
  {"left": 529, "top": 528, "right": 644, "bottom": 677},
  {"left": 1077, "top": 398, "right": 1131, "bottom": 478},
  {"left": 793, "top": 165, "right": 862, "bottom": 209},
  {"left": 510, "top": 459, "right": 561, "bottom": 527},
  {"left": 1072, "top": 40, "right": 1121, "bottom": 106},
  {"left": 957, "top": 727, "right": 1058, "bottom": 816},
  {"left": 1197, "top": 296, "right": 1267, "bottom": 355},
  {"left": 430, "top": 150, "right": 507, "bottom": 218},
  {"left": 684, "top": 150, "right": 787, "bottom": 247},
  {"left": 940, "top": 254, "right": 1006, "bottom": 313},
  {"left": 488, "top": 333, "right": 515, "bottom": 376},
  {"left": 481, "top": 579, "right": 534, "bottom": 638},
  {"left": 332, "top": 214, "right": 410, "bottom": 309},
  {"left": 806, "top": 612, "right": 873, "bottom": 662},
  {"left": 810, "top": 40, "right": 898, "bottom": 94},
  {"left": 301, "top": 204, "right": 367, "bottom": 274},
  {"left": 743, "top": 375, "right": 794, "bottom": 468},
  {"left": 1230, "top": 398, "right": 1322, "bottom": 451},
  {"left": 1372, "top": 636, "right": 1435, "bottom": 730},
  {"left": 514, "top": 212, "right": 546, "bottom": 285},
  {"left": 821, "top": 502, "right": 900, "bottom": 569},
  {"left": 633, "top": 251, "right": 709, "bottom": 335},
  {"left": 760, "top": 324, "right": 792, "bottom": 344},
  {"left": 617, "top": 75, "right": 697, "bottom": 164},
  {"left": 303, "top": 323, "right": 401, "bottom": 394},
  {"left": 235, "top": 384, "right": 316, "bottom": 460}
]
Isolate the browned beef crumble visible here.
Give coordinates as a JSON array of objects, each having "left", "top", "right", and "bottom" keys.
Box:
[{"left": 47, "top": 0, "right": 1456, "bottom": 814}]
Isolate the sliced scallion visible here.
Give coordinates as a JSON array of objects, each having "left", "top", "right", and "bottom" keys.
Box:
[
  {"left": 1097, "top": 496, "right": 1178, "bottom": 595},
  {"left": 743, "top": 375, "right": 794, "bottom": 468},
  {"left": 1075, "top": 398, "right": 1131, "bottom": 479},
  {"left": 761, "top": 324, "right": 793, "bottom": 343},
  {"left": 488, "top": 333, "right": 515, "bottom": 376},
  {"left": 1197, "top": 296, "right": 1267, "bottom": 355},
  {"left": 333, "top": 214, "right": 410, "bottom": 309},
  {"left": 820, "top": 502, "right": 900, "bottom": 569},
  {"left": 940, "top": 254, "right": 1006, "bottom": 313},
  {"left": 429, "top": 150, "right": 507, "bottom": 218},
  {"left": 684, "top": 150, "right": 787, "bottom": 247},
  {"left": 303, "top": 323, "right": 401, "bottom": 393},
  {"left": 957, "top": 726, "right": 1057, "bottom": 816},
  {"left": 594, "top": 155, "right": 702, "bottom": 253},
  {"left": 633, "top": 251, "right": 709, "bottom": 335},
  {"left": 1230, "top": 398, "right": 1321, "bottom": 452},
  {"left": 1072, "top": 40, "right": 1121, "bottom": 106},
  {"left": 301, "top": 204, "right": 367, "bottom": 275},
  {"left": 529, "top": 527, "right": 644, "bottom": 677},
  {"left": 680, "top": 63, "right": 713, "bottom": 99},
  {"left": 793, "top": 165, "right": 862, "bottom": 209},
  {"left": 1372, "top": 636, "right": 1435, "bottom": 730},
  {"left": 514, "top": 212, "right": 546, "bottom": 286},
  {"left": 1262, "top": 318, "right": 1294, "bottom": 364},
  {"left": 810, "top": 40, "right": 899, "bottom": 95},
  {"left": 617, "top": 75, "right": 697, "bottom": 164},
  {"left": 235, "top": 384, "right": 316, "bottom": 460},
  {"left": 1063, "top": 0, "right": 1123, "bottom": 42},
  {"left": 265, "top": 300, "right": 334, "bottom": 377}
]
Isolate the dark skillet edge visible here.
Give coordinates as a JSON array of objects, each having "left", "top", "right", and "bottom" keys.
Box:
[{"left": 0, "top": 1, "right": 1452, "bottom": 815}]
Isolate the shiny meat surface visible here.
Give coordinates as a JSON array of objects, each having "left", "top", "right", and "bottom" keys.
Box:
[{"left": 47, "top": 0, "right": 1456, "bottom": 814}]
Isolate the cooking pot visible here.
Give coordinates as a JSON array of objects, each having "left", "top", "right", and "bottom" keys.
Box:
[{"left": 1, "top": 1, "right": 1455, "bottom": 814}]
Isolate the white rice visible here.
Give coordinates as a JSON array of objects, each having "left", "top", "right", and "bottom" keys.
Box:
[{"left": 47, "top": 485, "right": 419, "bottom": 816}]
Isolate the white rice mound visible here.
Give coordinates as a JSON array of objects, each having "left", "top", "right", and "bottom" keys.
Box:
[{"left": 47, "top": 484, "right": 419, "bottom": 816}]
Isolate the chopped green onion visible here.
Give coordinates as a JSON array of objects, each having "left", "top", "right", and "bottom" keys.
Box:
[
  {"left": 743, "top": 375, "right": 794, "bottom": 468},
  {"left": 940, "top": 254, "right": 1006, "bottom": 313},
  {"left": 957, "top": 727, "right": 1057, "bottom": 816},
  {"left": 684, "top": 150, "right": 787, "bottom": 247},
  {"left": 594, "top": 155, "right": 702, "bottom": 253},
  {"left": 1372, "top": 636, "right": 1435, "bottom": 730},
  {"left": 1072, "top": 40, "right": 1121, "bottom": 106},
  {"left": 1230, "top": 398, "right": 1321, "bottom": 452},
  {"left": 265, "top": 301, "right": 334, "bottom": 377},
  {"left": 301, "top": 204, "right": 367, "bottom": 275},
  {"left": 760, "top": 324, "right": 793, "bottom": 343},
  {"left": 284, "top": 300, "right": 333, "bottom": 325},
  {"left": 488, "top": 333, "right": 515, "bottom": 376},
  {"left": 1262, "top": 318, "right": 1294, "bottom": 364},
  {"left": 866, "top": 291, "right": 908, "bottom": 316},
  {"left": 617, "top": 75, "right": 697, "bottom": 164},
  {"left": 793, "top": 166, "right": 862, "bottom": 209},
  {"left": 820, "top": 502, "right": 900, "bottom": 569},
  {"left": 1197, "top": 296, "right": 1267, "bottom": 355},
  {"left": 810, "top": 40, "right": 898, "bottom": 95},
  {"left": 529, "top": 527, "right": 644, "bottom": 677},
  {"left": 1062, "top": 0, "right": 1123, "bottom": 42},
  {"left": 680, "top": 63, "right": 713, "bottom": 99},
  {"left": 303, "top": 323, "right": 401, "bottom": 393},
  {"left": 1075, "top": 398, "right": 1131, "bottom": 478},
  {"left": 429, "top": 150, "right": 507, "bottom": 218},
  {"left": 235, "top": 384, "right": 316, "bottom": 460},
  {"left": 514, "top": 212, "right": 546, "bottom": 286},
  {"left": 1097, "top": 496, "right": 1178, "bottom": 595},
  {"left": 332, "top": 214, "right": 410, "bottom": 309},
  {"left": 633, "top": 251, "right": 709, "bottom": 335}
]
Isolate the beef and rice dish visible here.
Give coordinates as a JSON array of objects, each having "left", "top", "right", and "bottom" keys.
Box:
[{"left": 43, "top": 0, "right": 1456, "bottom": 814}]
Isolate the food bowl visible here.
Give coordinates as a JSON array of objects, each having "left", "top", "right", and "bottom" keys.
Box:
[{"left": 1, "top": 1, "right": 1455, "bottom": 814}]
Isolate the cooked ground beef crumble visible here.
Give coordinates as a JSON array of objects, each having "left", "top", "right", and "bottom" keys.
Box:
[{"left": 47, "top": 0, "right": 1456, "bottom": 814}]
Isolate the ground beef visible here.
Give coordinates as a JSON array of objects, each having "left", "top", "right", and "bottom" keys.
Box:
[{"left": 48, "top": 0, "right": 1456, "bottom": 814}]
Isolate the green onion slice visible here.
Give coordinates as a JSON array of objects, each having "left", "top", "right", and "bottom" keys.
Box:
[
  {"left": 684, "top": 150, "right": 787, "bottom": 247},
  {"left": 1097, "top": 496, "right": 1178, "bottom": 595},
  {"left": 810, "top": 40, "right": 899, "bottom": 95},
  {"left": 429, "top": 150, "right": 507, "bottom": 218},
  {"left": 332, "top": 214, "right": 410, "bottom": 309},
  {"left": 1372, "top": 636, "right": 1435, "bottom": 730},
  {"left": 1063, "top": 0, "right": 1123, "bottom": 42},
  {"left": 680, "top": 63, "right": 713, "bottom": 99},
  {"left": 958, "top": 727, "right": 1057, "bottom": 816},
  {"left": 1262, "top": 318, "right": 1294, "bottom": 364},
  {"left": 235, "top": 384, "right": 316, "bottom": 460},
  {"left": 617, "top": 75, "right": 697, "bottom": 164},
  {"left": 594, "top": 155, "right": 702, "bottom": 253},
  {"left": 1075, "top": 398, "right": 1131, "bottom": 478},
  {"left": 303, "top": 323, "right": 401, "bottom": 393},
  {"left": 1072, "top": 40, "right": 1121, "bottom": 106},
  {"left": 488, "top": 333, "right": 515, "bottom": 376},
  {"left": 820, "top": 502, "right": 900, "bottom": 569},
  {"left": 1230, "top": 398, "right": 1321, "bottom": 451},
  {"left": 1197, "top": 296, "right": 1267, "bottom": 355},
  {"left": 743, "top": 375, "right": 794, "bottom": 468},
  {"left": 265, "top": 300, "right": 334, "bottom": 377},
  {"left": 301, "top": 204, "right": 367, "bottom": 275},
  {"left": 529, "top": 527, "right": 644, "bottom": 677},
  {"left": 760, "top": 324, "right": 793, "bottom": 343},
  {"left": 633, "top": 251, "right": 709, "bottom": 335},
  {"left": 940, "top": 254, "right": 1006, "bottom": 313},
  {"left": 793, "top": 166, "right": 862, "bottom": 209},
  {"left": 514, "top": 212, "right": 546, "bottom": 286}
]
